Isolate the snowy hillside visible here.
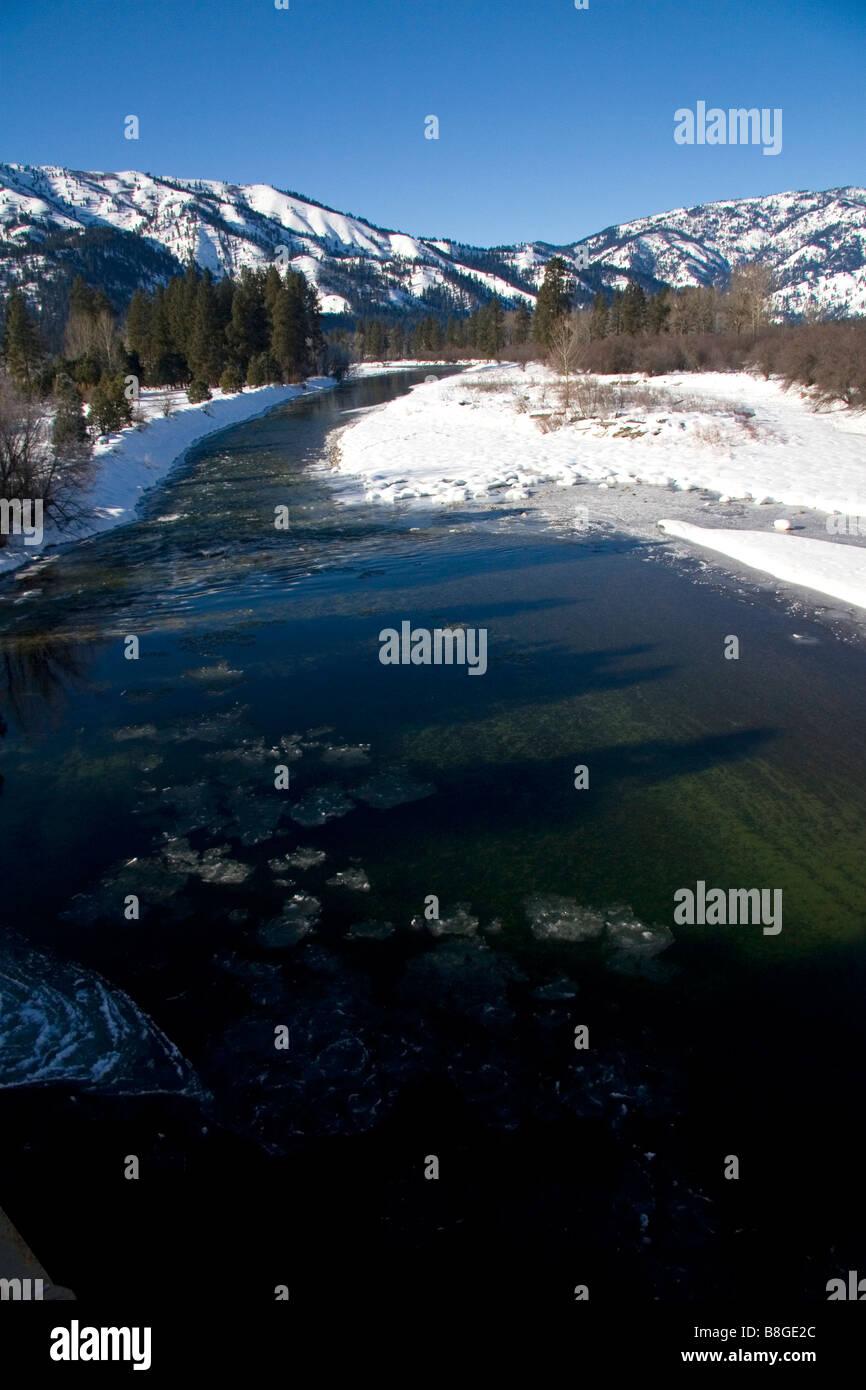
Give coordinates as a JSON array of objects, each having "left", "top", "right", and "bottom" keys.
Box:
[
  {"left": 0, "top": 163, "right": 534, "bottom": 322},
  {"left": 514, "top": 188, "right": 866, "bottom": 319},
  {"left": 2, "top": 164, "right": 866, "bottom": 321}
]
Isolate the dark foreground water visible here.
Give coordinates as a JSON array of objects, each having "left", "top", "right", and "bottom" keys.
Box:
[{"left": 1, "top": 369, "right": 865, "bottom": 1307}]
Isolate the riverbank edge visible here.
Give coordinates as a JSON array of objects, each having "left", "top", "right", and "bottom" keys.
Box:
[{"left": 0, "top": 376, "right": 339, "bottom": 578}]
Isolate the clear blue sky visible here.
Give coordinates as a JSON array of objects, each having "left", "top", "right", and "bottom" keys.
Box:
[{"left": 3, "top": 0, "right": 864, "bottom": 247}]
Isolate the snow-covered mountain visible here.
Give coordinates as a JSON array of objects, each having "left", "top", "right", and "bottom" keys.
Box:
[
  {"left": 515, "top": 187, "right": 866, "bottom": 319},
  {"left": 2, "top": 163, "right": 865, "bottom": 327}
]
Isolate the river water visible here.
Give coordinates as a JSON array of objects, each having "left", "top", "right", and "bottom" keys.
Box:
[{"left": 1, "top": 368, "right": 864, "bottom": 1305}]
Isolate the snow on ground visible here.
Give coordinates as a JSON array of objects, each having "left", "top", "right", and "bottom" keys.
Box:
[
  {"left": 334, "top": 363, "right": 866, "bottom": 514},
  {"left": 657, "top": 519, "right": 866, "bottom": 610},
  {"left": 0, "top": 377, "right": 336, "bottom": 574},
  {"left": 331, "top": 362, "right": 866, "bottom": 612}
]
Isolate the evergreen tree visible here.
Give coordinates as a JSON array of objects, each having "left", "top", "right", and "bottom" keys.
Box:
[
  {"left": 227, "top": 268, "right": 269, "bottom": 370},
  {"left": 365, "top": 321, "right": 386, "bottom": 361},
  {"left": 621, "top": 282, "right": 648, "bottom": 336},
  {"left": 188, "top": 272, "right": 224, "bottom": 383},
  {"left": 270, "top": 271, "right": 306, "bottom": 380},
  {"left": 52, "top": 372, "right": 90, "bottom": 457},
  {"left": 88, "top": 372, "right": 133, "bottom": 435},
  {"left": 389, "top": 322, "right": 405, "bottom": 359},
  {"left": 3, "top": 289, "right": 44, "bottom": 392},
  {"left": 478, "top": 296, "right": 505, "bottom": 358},
  {"left": 647, "top": 289, "right": 671, "bottom": 335},
  {"left": 533, "top": 257, "right": 573, "bottom": 347},
  {"left": 304, "top": 281, "right": 324, "bottom": 372},
  {"left": 589, "top": 292, "right": 608, "bottom": 340},
  {"left": 512, "top": 302, "right": 532, "bottom": 345},
  {"left": 125, "top": 290, "right": 152, "bottom": 363},
  {"left": 263, "top": 265, "right": 283, "bottom": 320}
]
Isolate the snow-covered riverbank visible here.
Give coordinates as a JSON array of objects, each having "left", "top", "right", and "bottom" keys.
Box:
[
  {"left": 0, "top": 377, "right": 336, "bottom": 575},
  {"left": 331, "top": 364, "right": 866, "bottom": 612}
]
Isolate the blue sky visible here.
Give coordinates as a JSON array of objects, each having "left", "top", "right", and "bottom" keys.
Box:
[{"left": 3, "top": 0, "right": 864, "bottom": 246}]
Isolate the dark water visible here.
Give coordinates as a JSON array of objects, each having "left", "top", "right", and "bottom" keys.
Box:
[{"left": 1, "top": 369, "right": 864, "bottom": 1306}]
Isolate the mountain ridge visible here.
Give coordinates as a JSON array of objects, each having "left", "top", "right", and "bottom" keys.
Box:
[{"left": 2, "top": 163, "right": 865, "bottom": 330}]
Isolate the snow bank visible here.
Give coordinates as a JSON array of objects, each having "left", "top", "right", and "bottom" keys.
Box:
[
  {"left": 333, "top": 365, "right": 866, "bottom": 514},
  {"left": 657, "top": 519, "right": 866, "bottom": 610},
  {"left": 0, "top": 377, "right": 336, "bottom": 574}
]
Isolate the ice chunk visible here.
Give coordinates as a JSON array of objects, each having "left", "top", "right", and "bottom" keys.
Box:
[
  {"left": 321, "top": 742, "right": 372, "bottom": 768},
  {"left": 604, "top": 905, "right": 674, "bottom": 958},
  {"left": 257, "top": 894, "right": 321, "bottom": 948},
  {"left": 351, "top": 766, "right": 435, "bottom": 810},
  {"left": 525, "top": 893, "right": 606, "bottom": 942},
  {"left": 290, "top": 786, "right": 354, "bottom": 827},
  {"left": 284, "top": 847, "right": 328, "bottom": 870},
  {"left": 427, "top": 903, "right": 478, "bottom": 937},
  {"left": 326, "top": 866, "right": 371, "bottom": 892}
]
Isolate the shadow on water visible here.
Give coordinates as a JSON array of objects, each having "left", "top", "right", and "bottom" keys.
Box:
[{"left": 1, "top": 369, "right": 865, "bottom": 1304}]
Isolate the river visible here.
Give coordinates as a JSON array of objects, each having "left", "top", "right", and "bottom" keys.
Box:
[{"left": 1, "top": 367, "right": 864, "bottom": 1304}]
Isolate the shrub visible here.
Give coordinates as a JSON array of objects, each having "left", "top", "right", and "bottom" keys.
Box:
[
  {"left": 187, "top": 379, "right": 212, "bottom": 404},
  {"left": 88, "top": 373, "right": 133, "bottom": 436},
  {"left": 219, "top": 365, "right": 244, "bottom": 394}
]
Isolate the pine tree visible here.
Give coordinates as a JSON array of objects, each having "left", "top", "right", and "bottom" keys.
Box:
[
  {"left": 52, "top": 372, "right": 90, "bottom": 458},
  {"left": 512, "top": 302, "right": 532, "bottom": 345},
  {"left": 227, "top": 268, "right": 269, "bottom": 371},
  {"left": 125, "top": 290, "right": 152, "bottom": 363},
  {"left": 3, "top": 289, "right": 44, "bottom": 392},
  {"left": 478, "top": 296, "right": 505, "bottom": 358},
  {"left": 270, "top": 272, "right": 306, "bottom": 381},
  {"left": 388, "top": 323, "right": 405, "bottom": 360},
  {"left": 188, "top": 272, "right": 224, "bottom": 384},
  {"left": 589, "top": 291, "right": 608, "bottom": 340},
  {"left": 533, "top": 257, "right": 573, "bottom": 347},
  {"left": 88, "top": 373, "right": 133, "bottom": 436},
  {"left": 621, "top": 282, "right": 648, "bottom": 336}
]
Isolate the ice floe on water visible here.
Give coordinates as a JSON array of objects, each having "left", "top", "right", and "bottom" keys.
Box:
[
  {"left": 257, "top": 893, "right": 321, "bottom": 948},
  {"left": 290, "top": 785, "right": 355, "bottom": 827},
  {"left": 425, "top": 903, "right": 479, "bottom": 937},
  {"left": 0, "top": 935, "right": 202, "bottom": 1096},
  {"left": 351, "top": 765, "right": 436, "bottom": 810},
  {"left": 182, "top": 661, "right": 245, "bottom": 686},
  {"left": 604, "top": 904, "right": 674, "bottom": 958},
  {"left": 525, "top": 893, "right": 674, "bottom": 960},
  {"left": 225, "top": 796, "right": 286, "bottom": 847},
  {"left": 525, "top": 894, "right": 606, "bottom": 942},
  {"left": 321, "top": 742, "right": 371, "bottom": 768},
  {"left": 326, "top": 866, "right": 371, "bottom": 892},
  {"left": 283, "top": 846, "right": 327, "bottom": 870}
]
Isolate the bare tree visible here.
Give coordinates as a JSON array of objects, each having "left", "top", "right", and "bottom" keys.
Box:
[
  {"left": 547, "top": 316, "right": 582, "bottom": 414},
  {"left": 727, "top": 263, "right": 774, "bottom": 337},
  {"left": 0, "top": 374, "right": 94, "bottom": 534}
]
